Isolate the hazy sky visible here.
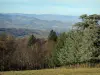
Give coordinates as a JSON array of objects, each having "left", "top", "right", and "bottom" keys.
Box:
[{"left": 0, "top": 0, "right": 100, "bottom": 15}]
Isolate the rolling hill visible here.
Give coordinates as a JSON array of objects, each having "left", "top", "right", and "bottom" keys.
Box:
[
  {"left": 0, "top": 13, "right": 80, "bottom": 37},
  {"left": 0, "top": 13, "right": 80, "bottom": 32},
  {"left": 0, "top": 28, "right": 49, "bottom": 38}
]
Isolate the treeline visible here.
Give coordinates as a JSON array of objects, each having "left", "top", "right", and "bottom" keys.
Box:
[
  {"left": 0, "top": 30, "right": 57, "bottom": 71},
  {"left": 52, "top": 14, "right": 100, "bottom": 67},
  {"left": 0, "top": 14, "right": 100, "bottom": 71}
]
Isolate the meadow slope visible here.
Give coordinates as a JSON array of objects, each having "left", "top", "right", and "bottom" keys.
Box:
[{"left": 0, "top": 68, "right": 100, "bottom": 75}]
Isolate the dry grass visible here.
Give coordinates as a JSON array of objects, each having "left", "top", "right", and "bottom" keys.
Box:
[{"left": 0, "top": 68, "right": 100, "bottom": 75}]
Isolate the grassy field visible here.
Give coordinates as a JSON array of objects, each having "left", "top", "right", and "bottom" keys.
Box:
[{"left": 0, "top": 68, "right": 100, "bottom": 75}]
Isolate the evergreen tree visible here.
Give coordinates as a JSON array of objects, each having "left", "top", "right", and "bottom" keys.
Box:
[
  {"left": 48, "top": 30, "right": 57, "bottom": 41},
  {"left": 52, "top": 32, "right": 67, "bottom": 66},
  {"left": 53, "top": 14, "right": 100, "bottom": 66},
  {"left": 28, "top": 34, "right": 36, "bottom": 46}
]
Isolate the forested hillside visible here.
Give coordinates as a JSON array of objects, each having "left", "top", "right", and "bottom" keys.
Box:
[
  {"left": 0, "top": 28, "right": 49, "bottom": 38},
  {"left": 0, "top": 14, "right": 100, "bottom": 71}
]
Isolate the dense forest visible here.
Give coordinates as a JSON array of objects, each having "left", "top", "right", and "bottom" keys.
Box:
[{"left": 0, "top": 14, "right": 100, "bottom": 71}]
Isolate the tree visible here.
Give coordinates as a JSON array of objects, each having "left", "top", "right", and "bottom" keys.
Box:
[
  {"left": 52, "top": 32, "right": 67, "bottom": 66},
  {"left": 53, "top": 14, "right": 100, "bottom": 66},
  {"left": 80, "top": 14, "right": 87, "bottom": 21},
  {"left": 28, "top": 34, "right": 36, "bottom": 46},
  {"left": 56, "top": 31, "right": 84, "bottom": 65},
  {"left": 75, "top": 14, "right": 100, "bottom": 63},
  {"left": 48, "top": 30, "right": 57, "bottom": 41},
  {"left": 74, "top": 14, "right": 100, "bottom": 30},
  {"left": 0, "top": 33, "right": 16, "bottom": 71}
]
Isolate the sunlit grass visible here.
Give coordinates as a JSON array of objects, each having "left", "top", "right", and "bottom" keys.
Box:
[{"left": 0, "top": 68, "right": 100, "bottom": 75}]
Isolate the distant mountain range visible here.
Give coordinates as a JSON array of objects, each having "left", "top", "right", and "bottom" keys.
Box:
[
  {"left": 0, "top": 28, "right": 49, "bottom": 38},
  {"left": 0, "top": 13, "right": 81, "bottom": 32}
]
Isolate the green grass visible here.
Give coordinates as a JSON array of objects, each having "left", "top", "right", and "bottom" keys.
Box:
[{"left": 0, "top": 68, "right": 100, "bottom": 75}]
